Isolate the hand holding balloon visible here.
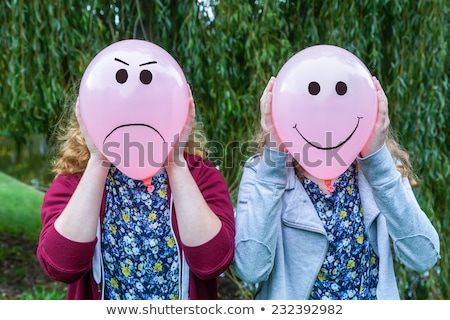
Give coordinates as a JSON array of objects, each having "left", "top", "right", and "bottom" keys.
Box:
[
  {"left": 360, "top": 77, "right": 390, "bottom": 158},
  {"left": 261, "top": 77, "right": 285, "bottom": 152},
  {"left": 165, "top": 86, "right": 196, "bottom": 170},
  {"left": 75, "top": 98, "right": 109, "bottom": 165}
]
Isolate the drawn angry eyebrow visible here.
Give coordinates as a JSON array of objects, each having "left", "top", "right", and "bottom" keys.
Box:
[
  {"left": 139, "top": 61, "right": 157, "bottom": 66},
  {"left": 114, "top": 58, "right": 129, "bottom": 66},
  {"left": 114, "top": 58, "right": 157, "bottom": 67}
]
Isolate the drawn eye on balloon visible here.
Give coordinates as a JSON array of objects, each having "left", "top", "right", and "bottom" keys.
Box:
[
  {"left": 114, "top": 58, "right": 156, "bottom": 85},
  {"left": 79, "top": 39, "right": 190, "bottom": 192},
  {"left": 272, "top": 45, "right": 378, "bottom": 181}
]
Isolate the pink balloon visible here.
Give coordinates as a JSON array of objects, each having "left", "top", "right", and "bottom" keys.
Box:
[
  {"left": 79, "top": 39, "right": 189, "bottom": 185},
  {"left": 272, "top": 45, "right": 378, "bottom": 180}
]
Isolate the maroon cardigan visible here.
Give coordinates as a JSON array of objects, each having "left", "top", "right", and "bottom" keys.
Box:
[{"left": 37, "top": 154, "right": 235, "bottom": 299}]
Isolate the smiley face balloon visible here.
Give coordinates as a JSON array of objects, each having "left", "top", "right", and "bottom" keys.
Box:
[
  {"left": 79, "top": 39, "right": 189, "bottom": 190},
  {"left": 272, "top": 44, "right": 378, "bottom": 181}
]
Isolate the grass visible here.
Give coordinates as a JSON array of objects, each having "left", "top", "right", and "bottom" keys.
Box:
[
  {"left": 0, "top": 171, "right": 67, "bottom": 299},
  {"left": 0, "top": 171, "right": 43, "bottom": 239}
]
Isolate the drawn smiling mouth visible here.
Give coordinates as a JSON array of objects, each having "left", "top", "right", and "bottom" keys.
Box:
[
  {"left": 103, "top": 124, "right": 166, "bottom": 144},
  {"left": 293, "top": 116, "right": 363, "bottom": 150}
]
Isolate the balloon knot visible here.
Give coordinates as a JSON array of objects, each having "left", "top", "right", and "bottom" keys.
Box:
[
  {"left": 324, "top": 179, "right": 334, "bottom": 193},
  {"left": 143, "top": 177, "right": 155, "bottom": 193}
]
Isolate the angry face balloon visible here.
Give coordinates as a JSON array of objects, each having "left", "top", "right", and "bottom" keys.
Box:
[
  {"left": 272, "top": 44, "right": 378, "bottom": 180},
  {"left": 79, "top": 39, "right": 189, "bottom": 187}
]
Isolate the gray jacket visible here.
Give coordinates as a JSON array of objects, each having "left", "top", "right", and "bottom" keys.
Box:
[{"left": 233, "top": 145, "right": 440, "bottom": 299}]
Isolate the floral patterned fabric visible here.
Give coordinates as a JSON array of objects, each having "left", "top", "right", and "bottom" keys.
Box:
[
  {"left": 302, "top": 164, "right": 379, "bottom": 300},
  {"left": 102, "top": 166, "right": 179, "bottom": 300}
]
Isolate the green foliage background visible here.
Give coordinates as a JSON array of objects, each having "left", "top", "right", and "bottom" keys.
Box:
[{"left": 1, "top": 0, "right": 448, "bottom": 299}]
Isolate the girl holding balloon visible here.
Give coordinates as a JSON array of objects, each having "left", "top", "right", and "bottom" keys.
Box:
[
  {"left": 37, "top": 40, "right": 235, "bottom": 300},
  {"left": 232, "top": 45, "right": 440, "bottom": 300}
]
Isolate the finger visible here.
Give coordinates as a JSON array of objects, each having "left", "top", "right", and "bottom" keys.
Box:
[
  {"left": 188, "top": 97, "right": 195, "bottom": 121},
  {"left": 75, "top": 96, "right": 81, "bottom": 121},
  {"left": 261, "top": 79, "right": 274, "bottom": 111},
  {"left": 375, "top": 82, "right": 388, "bottom": 114},
  {"left": 187, "top": 84, "right": 196, "bottom": 118},
  {"left": 373, "top": 76, "right": 387, "bottom": 99},
  {"left": 265, "top": 91, "right": 273, "bottom": 115},
  {"left": 187, "top": 83, "right": 193, "bottom": 99},
  {"left": 378, "top": 91, "right": 390, "bottom": 128},
  {"left": 372, "top": 76, "right": 380, "bottom": 90},
  {"left": 261, "top": 76, "right": 276, "bottom": 102},
  {"left": 378, "top": 90, "right": 388, "bottom": 109},
  {"left": 177, "top": 97, "right": 195, "bottom": 146},
  {"left": 267, "top": 76, "right": 276, "bottom": 91},
  {"left": 372, "top": 76, "right": 388, "bottom": 113}
]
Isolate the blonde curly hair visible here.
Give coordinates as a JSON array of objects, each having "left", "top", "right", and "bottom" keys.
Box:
[{"left": 51, "top": 94, "right": 209, "bottom": 176}]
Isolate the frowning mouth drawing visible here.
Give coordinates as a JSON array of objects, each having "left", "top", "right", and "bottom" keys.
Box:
[{"left": 103, "top": 124, "right": 166, "bottom": 144}]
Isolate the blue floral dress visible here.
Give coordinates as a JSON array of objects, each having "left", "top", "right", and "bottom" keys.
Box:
[
  {"left": 302, "top": 164, "right": 379, "bottom": 300},
  {"left": 102, "top": 166, "right": 179, "bottom": 300}
]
